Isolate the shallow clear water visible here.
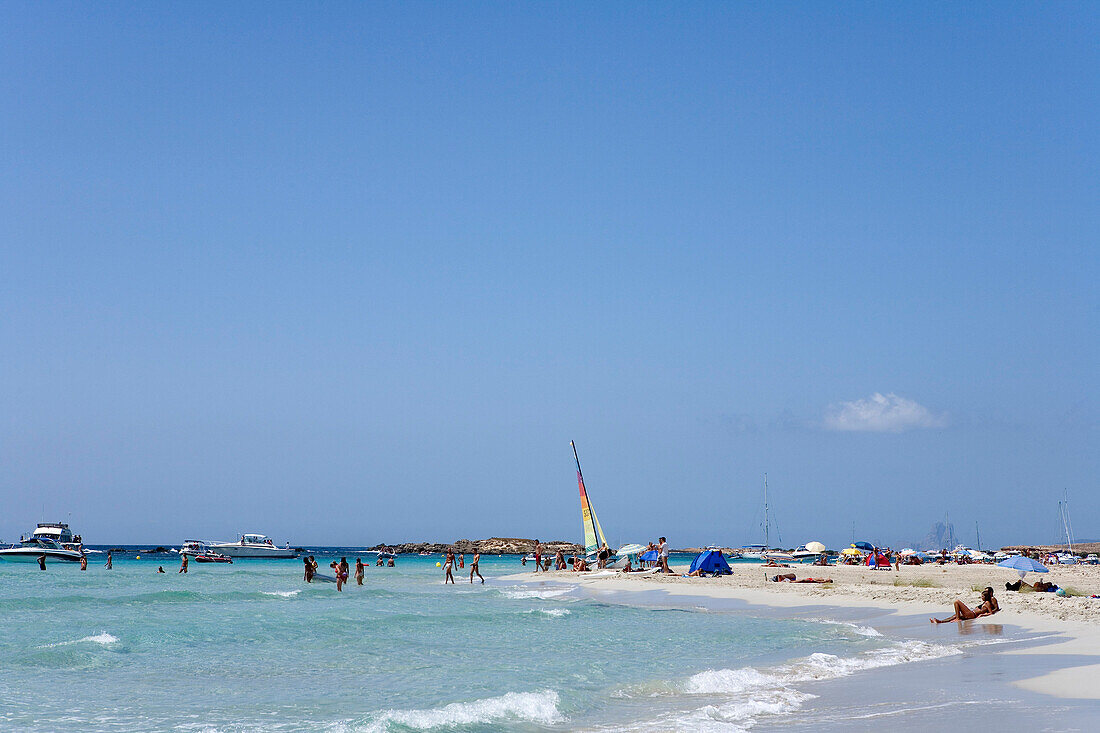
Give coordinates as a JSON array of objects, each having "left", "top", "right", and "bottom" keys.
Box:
[{"left": 0, "top": 549, "right": 1069, "bottom": 731}]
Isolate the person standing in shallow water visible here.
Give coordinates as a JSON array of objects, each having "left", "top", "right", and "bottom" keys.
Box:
[
  {"left": 179, "top": 554, "right": 188, "bottom": 574},
  {"left": 37, "top": 555, "right": 46, "bottom": 570},
  {"left": 443, "top": 549, "right": 456, "bottom": 584},
  {"left": 105, "top": 552, "right": 113, "bottom": 569},
  {"left": 355, "top": 558, "right": 365, "bottom": 585},
  {"left": 80, "top": 555, "right": 87, "bottom": 571},
  {"left": 339, "top": 557, "right": 350, "bottom": 582},
  {"left": 303, "top": 556, "right": 314, "bottom": 583},
  {"left": 469, "top": 551, "right": 483, "bottom": 584}
]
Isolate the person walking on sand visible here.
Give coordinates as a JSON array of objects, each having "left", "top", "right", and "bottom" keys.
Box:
[
  {"left": 469, "top": 550, "right": 484, "bottom": 583},
  {"left": 355, "top": 558, "right": 366, "bottom": 585},
  {"left": 931, "top": 587, "right": 999, "bottom": 624},
  {"left": 179, "top": 553, "right": 189, "bottom": 574},
  {"left": 444, "top": 549, "right": 456, "bottom": 584},
  {"left": 533, "top": 540, "right": 542, "bottom": 573},
  {"left": 658, "top": 537, "right": 672, "bottom": 574},
  {"left": 105, "top": 552, "right": 113, "bottom": 569}
]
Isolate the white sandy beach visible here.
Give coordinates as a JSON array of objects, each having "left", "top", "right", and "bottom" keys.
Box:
[{"left": 503, "top": 561, "right": 1100, "bottom": 701}]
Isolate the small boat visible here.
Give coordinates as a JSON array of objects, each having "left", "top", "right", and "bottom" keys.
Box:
[
  {"left": 207, "top": 533, "right": 298, "bottom": 559},
  {"left": 30, "top": 522, "right": 85, "bottom": 553},
  {"left": 193, "top": 553, "right": 232, "bottom": 563},
  {"left": 0, "top": 536, "right": 84, "bottom": 563}
]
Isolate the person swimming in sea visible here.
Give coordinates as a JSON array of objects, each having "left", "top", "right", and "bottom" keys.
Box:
[
  {"left": 387, "top": 557, "right": 394, "bottom": 567},
  {"left": 157, "top": 566, "right": 165, "bottom": 573},
  {"left": 931, "top": 587, "right": 999, "bottom": 624},
  {"left": 469, "top": 551, "right": 483, "bottom": 584}
]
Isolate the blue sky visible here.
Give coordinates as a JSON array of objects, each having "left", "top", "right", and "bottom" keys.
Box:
[{"left": 1, "top": 3, "right": 1096, "bottom": 548}]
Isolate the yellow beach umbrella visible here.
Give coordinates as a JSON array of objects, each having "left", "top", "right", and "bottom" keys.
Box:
[{"left": 840, "top": 547, "right": 861, "bottom": 556}]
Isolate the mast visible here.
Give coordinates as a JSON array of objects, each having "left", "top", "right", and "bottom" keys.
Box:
[
  {"left": 975, "top": 521, "right": 981, "bottom": 551},
  {"left": 764, "top": 474, "right": 769, "bottom": 550},
  {"left": 1061, "top": 489, "right": 1075, "bottom": 553}
]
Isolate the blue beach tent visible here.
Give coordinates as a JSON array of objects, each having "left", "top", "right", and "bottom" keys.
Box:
[{"left": 689, "top": 549, "right": 732, "bottom": 575}]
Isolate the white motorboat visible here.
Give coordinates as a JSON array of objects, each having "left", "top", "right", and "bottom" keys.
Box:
[
  {"left": 0, "top": 537, "right": 84, "bottom": 563},
  {"left": 207, "top": 533, "right": 298, "bottom": 559},
  {"left": 31, "top": 522, "right": 84, "bottom": 553}
]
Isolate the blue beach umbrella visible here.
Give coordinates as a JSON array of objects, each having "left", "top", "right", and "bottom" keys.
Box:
[
  {"left": 853, "top": 541, "right": 875, "bottom": 552},
  {"left": 640, "top": 550, "right": 658, "bottom": 562},
  {"left": 997, "top": 556, "right": 1049, "bottom": 578}
]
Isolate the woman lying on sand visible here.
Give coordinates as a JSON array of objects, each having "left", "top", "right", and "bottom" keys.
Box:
[
  {"left": 769, "top": 573, "right": 833, "bottom": 583},
  {"left": 931, "top": 587, "right": 999, "bottom": 624}
]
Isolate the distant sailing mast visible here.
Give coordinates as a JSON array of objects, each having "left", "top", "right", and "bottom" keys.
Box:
[
  {"left": 763, "top": 474, "right": 769, "bottom": 550},
  {"left": 1059, "top": 489, "right": 1075, "bottom": 553}
]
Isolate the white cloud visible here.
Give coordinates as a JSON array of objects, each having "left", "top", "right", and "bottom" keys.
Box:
[{"left": 824, "top": 393, "right": 946, "bottom": 433}]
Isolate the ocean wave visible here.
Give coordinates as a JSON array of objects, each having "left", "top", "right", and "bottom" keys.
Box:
[
  {"left": 260, "top": 590, "right": 301, "bottom": 598},
  {"left": 685, "top": 640, "right": 959, "bottom": 694},
  {"left": 526, "top": 608, "right": 571, "bottom": 617},
  {"left": 500, "top": 587, "right": 574, "bottom": 601},
  {"left": 609, "top": 640, "right": 960, "bottom": 731},
  {"left": 38, "top": 632, "right": 119, "bottom": 649},
  {"left": 357, "top": 690, "right": 562, "bottom": 731},
  {"left": 803, "top": 617, "right": 884, "bottom": 637}
]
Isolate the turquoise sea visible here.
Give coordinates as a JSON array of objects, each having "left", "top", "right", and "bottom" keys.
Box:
[{"left": 0, "top": 549, "right": 1093, "bottom": 732}]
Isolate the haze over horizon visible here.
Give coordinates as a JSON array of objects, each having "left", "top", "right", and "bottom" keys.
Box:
[{"left": 1, "top": 4, "right": 1096, "bottom": 549}]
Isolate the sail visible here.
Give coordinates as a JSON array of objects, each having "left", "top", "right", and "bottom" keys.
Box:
[
  {"left": 578, "top": 470, "right": 608, "bottom": 554},
  {"left": 573, "top": 441, "right": 609, "bottom": 555}
]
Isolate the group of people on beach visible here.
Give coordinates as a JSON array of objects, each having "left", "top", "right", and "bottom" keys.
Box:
[{"left": 522, "top": 537, "right": 673, "bottom": 574}]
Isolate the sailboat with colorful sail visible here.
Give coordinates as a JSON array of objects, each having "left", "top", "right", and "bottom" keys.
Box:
[{"left": 571, "top": 441, "right": 644, "bottom": 568}]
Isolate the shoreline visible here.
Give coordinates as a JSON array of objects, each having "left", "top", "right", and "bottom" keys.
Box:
[{"left": 499, "top": 562, "right": 1100, "bottom": 701}]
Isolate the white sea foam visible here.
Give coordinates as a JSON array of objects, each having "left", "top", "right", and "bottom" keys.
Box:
[
  {"left": 526, "top": 608, "right": 571, "bottom": 617},
  {"left": 261, "top": 590, "right": 300, "bottom": 598},
  {"left": 500, "top": 587, "right": 574, "bottom": 600},
  {"left": 358, "top": 690, "right": 562, "bottom": 731},
  {"left": 804, "top": 616, "right": 884, "bottom": 637},
  {"left": 684, "top": 640, "right": 959, "bottom": 694},
  {"left": 610, "top": 640, "right": 961, "bottom": 731},
  {"left": 39, "top": 632, "right": 119, "bottom": 648}
]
